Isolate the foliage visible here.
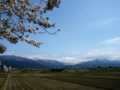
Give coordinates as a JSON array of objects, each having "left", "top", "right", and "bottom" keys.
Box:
[
  {"left": 0, "top": 44, "right": 6, "bottom": 54},
  {"left": 0, "top": 0, "right": 61, "bottom": 54}
]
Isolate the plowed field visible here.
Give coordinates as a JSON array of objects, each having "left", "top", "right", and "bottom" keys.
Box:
[
  {"left": 45, "top": 76, "right": 120, "bottom": 90},
  {"left": 2, "top": 77, "right": 107, "bottom": 90},
  {"left": 0, "top": 78, "right": 5, "bottom": 88}
]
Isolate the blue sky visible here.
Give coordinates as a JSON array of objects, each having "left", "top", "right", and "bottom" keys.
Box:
[{"left": 1, "top": 0, "right": 120, "bottom": 64}]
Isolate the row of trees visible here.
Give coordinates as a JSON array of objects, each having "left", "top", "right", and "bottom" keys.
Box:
[
  {"left": 0, "top": 0, "right": 61, "bottom": 54},
  {"left": 97, "top": 66, "right": 119, "bottom": 68}
]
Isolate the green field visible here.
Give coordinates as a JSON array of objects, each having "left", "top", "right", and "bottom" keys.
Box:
[{"left": 0, "top": 68, "right": 120, "bottom": 90}]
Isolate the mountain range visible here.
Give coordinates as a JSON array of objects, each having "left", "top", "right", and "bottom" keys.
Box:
[
  {"left": 0, "top": 55, "right": 120, "bottom": 69},
  {"left": 0, "top": 55, "right": 65, "bottom": 69},
  {"left": 63, "top": 59, "right": 120, "bottom": 69}
]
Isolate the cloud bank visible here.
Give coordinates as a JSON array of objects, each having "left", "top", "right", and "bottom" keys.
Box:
[
  {"left": 78, "top": 48, "right": 120, "bottom": 62},
  {"left": 20, "top": 48, "right": 120, "bottom": 64}
]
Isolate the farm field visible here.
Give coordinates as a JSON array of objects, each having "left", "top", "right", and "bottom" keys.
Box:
[
  {"left": 0, "top": 68, "right": 120, "bottom": 90},
  {"left": 1, "top": 77, "right": 107, "bottom": 90},
  {"left": 44, "top": 76, "right": 120, "bottom": 90},
  {"left": 0, "top": 73, "right": 8, "bottom": 89},
  {"left": 0, "top": 78, "right": 5, "bottom": 89}
]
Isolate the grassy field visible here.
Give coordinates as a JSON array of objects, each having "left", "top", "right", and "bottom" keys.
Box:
[{"left": 0, "top": 68, "right": 120, "bottom": 90}]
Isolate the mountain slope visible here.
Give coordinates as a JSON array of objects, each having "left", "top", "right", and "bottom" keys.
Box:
[
  {"left": 0, "top": 59, "right": 48, "bottom": 69},
  {"left": 63, "top": 59, "right": 120, "bottom": 69},
  {"left": 0, "top": 55, "right": 65, "bottom": 69},
  {"left": 35, "top": 60, "right": 65, "bottom": 69}
]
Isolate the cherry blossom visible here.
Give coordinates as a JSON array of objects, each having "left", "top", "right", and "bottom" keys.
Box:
[{"left": 0, "top": 0, "right": 61, "bottom": 54}]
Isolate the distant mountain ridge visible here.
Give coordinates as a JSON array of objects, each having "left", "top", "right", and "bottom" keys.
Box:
[
  {"left": 63, "top": 59, "right": 120, "bottom": 69},
  {"left": 0, "top": 55, "right": 120, "bottom": 69},
  {"left": 0, "top": 55, "right": 65, "bottom": 69}
]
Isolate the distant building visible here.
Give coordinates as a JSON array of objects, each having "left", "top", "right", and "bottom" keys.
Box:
[
  {"left": 11, "top": 68, "right": 17, "bottom": 70},
  {"left": 71, "top": 67, "right": 79, "bottom": 69}
]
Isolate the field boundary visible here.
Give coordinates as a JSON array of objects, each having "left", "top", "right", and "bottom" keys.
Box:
[{"left": 71, "top": 76, "right": 120, "bottom": 80}]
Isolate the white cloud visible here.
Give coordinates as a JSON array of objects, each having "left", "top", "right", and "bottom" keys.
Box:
[
  {"left": 21, "top": 55, "right": 47, "bottom": 60},
  {"left": 98, "top": 37, "right": 120, "bottom": 45},
  {"left": 3, "top": 51, "right": 15, "bottom": 55},
  {"left": 21, "top": 55, "right": 79, "bottom": 64},
  {"left": 56, "top": 57, "right": 79, "bottom": 64},
  {"left": 49, "top": 57, "right": 79, "bottom": 64},
  {"left": 63, "top": 57, "right": 77, "bottom": 60},
  {"left": 88, "top": 17, "right": 119, "bottom": 27},
  {"left": 78, "top": 48, "right": 120, "bottom": 62},
  {"left": 20, "top": 48, "right": 120, "bottom": 64}
]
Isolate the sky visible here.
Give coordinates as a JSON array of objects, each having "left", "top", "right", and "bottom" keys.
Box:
[{"left": 1, "top": 0, "right": 120, "bottom": 64}]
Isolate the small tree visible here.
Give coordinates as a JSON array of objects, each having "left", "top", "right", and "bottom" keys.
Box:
[
  {"left": 109, "top": 66, "right": 112, "bottom": 68},
  {"left": 97, "top": 66, "right": 103, "bottom": 68},
  {"left": 0, "top": 0, "right": 61, "bottom": 54}
]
